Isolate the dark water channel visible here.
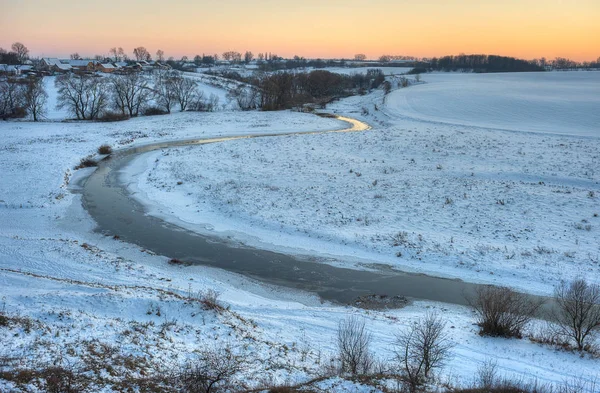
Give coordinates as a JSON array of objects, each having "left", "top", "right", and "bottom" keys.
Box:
[{"left": 79, "top": 117, "right": 547, "bottom": 308}]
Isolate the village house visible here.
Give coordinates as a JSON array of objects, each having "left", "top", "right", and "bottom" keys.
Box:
[
  {"left": 97, "top": 63, "right": 117, "bottom": 73},
  {"left": 40, "top": 58, "right": 72, "bottom": 73},
  {"left": 67, "top": 59, "right": 97, "bottom": 72},
  {"left": 0, "top": 64, "right": 34, "bottom": 76}
]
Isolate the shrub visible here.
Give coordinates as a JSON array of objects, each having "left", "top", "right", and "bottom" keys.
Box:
[
  {"left": 408, "top": 67, "right": 428, "bottom": 75},
  {"left": 98, "top": 111, "right": 129, "bottom": 122},
  {"left": 142, "top": 106, "right": 168, "bottom": 116},
  {"left": 551, "top": 279, "right": 600, "bottom": 351},
  {"left": 199, "top": 289, "right": 223, "bottom": 311},
  {"left": 394, "top": 312, "right": 453, "bottom": 391},
  {"left": 337, "top": 315, "right": 373, "bottom": 375},
  {"left": 7, "top": 106, "right": 28, "bottom": 119},
  {"left": 176, "top": 345, "right": 243, "bottom": 393},
  {"left": 75, "top": 157, "right": 97, "bottom": 170},
  {"left": 97, "top": 144, "right": 112, "bottom": 155},
  {"left": 468, "top": 286, "right": 543, "bottom": 338},
  {"left": 0, "top": 311, "right": 8, "bottom": 326}
]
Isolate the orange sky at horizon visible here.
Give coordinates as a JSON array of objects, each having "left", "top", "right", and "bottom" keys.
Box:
[{"left": 1, "top": 0, "right": 598, "bottom": 62}]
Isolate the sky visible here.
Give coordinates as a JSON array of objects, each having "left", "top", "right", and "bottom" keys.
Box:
[{"left": 0, "top": 0, "right": 598, "bottom": 61}]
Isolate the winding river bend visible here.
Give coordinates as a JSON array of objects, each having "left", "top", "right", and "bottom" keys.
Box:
[{"left": 80, "top": 115, "right": 487, "bottom": 307}]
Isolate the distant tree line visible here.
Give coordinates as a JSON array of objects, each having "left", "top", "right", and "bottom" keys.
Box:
[
  {"left": 258, "top": 57, "right": 344, "bottom": 71},
  {"left": 53, "top": 70, "right": 217, "bottom": 121},
  {"left": 531, "top": 56, "right": 600, "bottom": 70},
  {"left": 417, "top": 54, "right": 600, "bottom": 73},
  {"left": 425, "top": 54, "right": 544, "bottom": 73},
  {"left": 225, "top": 69, "right": 386, "bottom": 111}
]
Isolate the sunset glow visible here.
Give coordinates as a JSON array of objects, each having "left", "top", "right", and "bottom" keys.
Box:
[{"left": 1, "top": 0, "right": 598, "bottom": 61}]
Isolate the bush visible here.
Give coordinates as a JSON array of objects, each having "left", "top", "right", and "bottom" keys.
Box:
[
  {"left": 337, "top": 315, "right": 373, "bottom": 375},
  {"left": 168, "top": 258, "right": 190, "bottom": 266},
  {"left": 200, "top": 289, "right": 223, "bottom": 311},
  {"left": 98, "top": 111, "right": 129, "bottom": 122},
  {"left": 97, "top": 144, "right": 112, "bottom": 155},
  {"left": 176, "top": 345, "right": 243, "bottom": 393},
  {"left": 75, "top": 157, "right": 97, "bottom": 169},
  {"left": 5, "top": 106, "right": 27, "bottom": 119},
  {"left": 468, "top": 286, "right": 543, "bottom": 338},
  {"left": 142, "top": 106, "right": 168, "bottom": 116},
  {"left": 408, "top": 67, "right": 428, "bottom": 75},
  {"left": 394, "top": 312, "right": 453, "bottom": 391}
]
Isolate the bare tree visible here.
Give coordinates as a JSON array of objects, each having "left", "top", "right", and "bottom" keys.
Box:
[
  {"left": 56, "top": 74, "right": 109, "bottom": 120},
  {"left": 244, "top": 51, "right": 254, "bottom": 64},
  {"left": 337, "top": 315, "right": 373, "bottom": 375},
  {"left": 70, "top": 53, "right": 81, "bottom": 60},
  {"left": 0, "top": 77, "right": 26, "bottom": 119},
  {"left": 111, "top": 72, "right": 151, "bottom": 117},
  {"left": 191, "top": 92, "right": 219, "bottom": 112},
  {"left": 11, "top": 42, "right": 29, "bottom": 63},
  {"left": 468, "top": 285, "right": 543, "bottom": 338},
  {"left": 354, "top": 54, "right": 367, "bottom": 61},
  {"left": 109, "top": 47, "right": 118, "bottom": 62},
  {"left": 110, "top": 47, "right": 128, "bottom": 62},
  {"left": 153, "top": 70, "right": 178, "bottom": 113},
  {"left": 552, "top": 279, "right": 600, "bottom": 350},
  {"left": 227, "top": 86, "right": 258, "bottom": 111},
  {"left": 394, "top": 312, "right": 453, "bottom": 392},
  {"left": 171, "top": 74, "right": 199, "bottom": 111},
  {"left": 133, "top": 46, "right": 151, "bottom": 62},
  {"left": 222, "top": 51, "right": 242, "bottom": 63},
  {"left": 177, "top": 345, "right": 244, "bottom": 393},
  {"left": 221, "top": 52, "right": 232, "bottom": 62},
  {"left": 156, "top": 49, "right": 165, "bottom": 62},
  {"left": 23, "top": 77, "right": 47, "bottom": 121}
]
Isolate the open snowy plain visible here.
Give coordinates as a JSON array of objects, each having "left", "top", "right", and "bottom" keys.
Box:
[{"left": 1, "top": 71, "right": 599, "bottom": 391}]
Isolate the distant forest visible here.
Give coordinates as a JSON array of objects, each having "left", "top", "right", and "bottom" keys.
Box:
[
  {"left": 413, "top": 54, "right": 600, "bottom": 73},
  {"left": 429, "top": 54, "right": 543, "bottom": 72}
]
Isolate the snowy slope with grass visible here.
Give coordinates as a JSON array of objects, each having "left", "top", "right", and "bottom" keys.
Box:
[{"left": 1, "top": 72, "right": 599, "bottom": 392}]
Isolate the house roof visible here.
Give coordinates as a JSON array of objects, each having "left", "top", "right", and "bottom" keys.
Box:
[
  {"left": 100, "top": 63, "right": 116, "bottom": 69},
  {"left": 41, "top": 58, "right": 73, "bottom": 70},
  {"left": 0, "top": 64, "right": 34, "bottom": 72},
  {"left": 67, "top": 59, "right": 95, "bottom": 67},
  {"left": 42, "top": 58, "right": 61, "bottom": 66}
]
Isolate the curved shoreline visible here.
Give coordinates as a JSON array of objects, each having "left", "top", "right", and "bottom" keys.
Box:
[{"left": 80, "top": 115, "right": 547, "bottom": 307}]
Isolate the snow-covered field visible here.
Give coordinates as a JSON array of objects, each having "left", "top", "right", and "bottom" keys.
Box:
[
  {"left": 130, "top": 72, "right": 600, "bottom": 296},
  {"left": 386, "top": 72, "right": 600, "bottom": 136},
  {"left": 1, "top": 71, "right": 599, "bottom": 391}
]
